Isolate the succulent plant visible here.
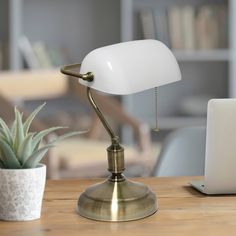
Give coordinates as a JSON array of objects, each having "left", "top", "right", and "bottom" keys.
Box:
[{"left": 0, "top": 103, "right": 85, "bottom": 169}]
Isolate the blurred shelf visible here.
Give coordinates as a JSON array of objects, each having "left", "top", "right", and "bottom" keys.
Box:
[
  {"left": 173, "top": 49, "right": 230, "bottom": 62},
  {"left": 0, "top": 69, "right": 67, "bottom": 100},
  {"left": 121, "top": 0, "right": 235, "bottom": 142}
]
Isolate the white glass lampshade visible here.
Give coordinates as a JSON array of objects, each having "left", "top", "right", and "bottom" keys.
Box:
[{"left": 79, "top": 39, "right": 181, "bottom": 95}]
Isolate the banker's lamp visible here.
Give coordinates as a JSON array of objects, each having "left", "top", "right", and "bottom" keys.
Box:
[{"left": 61, "top": 39, "right": 181, "bottom": 221}]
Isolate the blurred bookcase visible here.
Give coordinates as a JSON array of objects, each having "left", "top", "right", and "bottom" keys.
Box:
[
  {"left": 0, "top": 0, "right": 120, "bottom": 71},
  {"left": 0, "top": 1, "right": 10, "bottom": 70},
  {"left": 1, "top": 0, "right": 235, "bottom": 141},
  {"left": 0, "top": 0, "right": 121, "bottom": 140},
  {"left": 121, "top": 0, "right": 235, "bottom": 141}
]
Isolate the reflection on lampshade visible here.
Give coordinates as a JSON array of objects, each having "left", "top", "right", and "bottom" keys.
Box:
[
  {"left": 79, "top": 39, "right": 181, "bottom": 94},
  {"left": 60, "top": 39, "right": 181, "bottom": 222}
]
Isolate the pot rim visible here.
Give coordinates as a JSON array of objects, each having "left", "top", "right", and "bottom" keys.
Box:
[{"left": 0, "top": 163, "right": 46, "bottom": 172}]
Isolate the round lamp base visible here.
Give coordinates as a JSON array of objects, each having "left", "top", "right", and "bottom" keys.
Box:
[{"left": 77, "top": 176, "right": 157, "bottom": 222}]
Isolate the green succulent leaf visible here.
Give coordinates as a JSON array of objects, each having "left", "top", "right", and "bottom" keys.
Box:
[
  {"left": 10, "top": 119, "right": 16, "bottom": 138},
  {"left": 17, "top": 133, "right": 35, "bottom": 164},
  {"left": 0, "top": 159, "right": 5, "bottom": 168},
  {"left": 31, "top": 126, "right": 64, "bottom": 151},
  {"left": 13, "top": 108, "right": 25, "bottom": 152},
  {"left": 0, "top": 139, "right": 21, "bottom": 169},
  {"left": 0, "top": 102, "right": 86, "bottom": 169},
  {"left": 49, "top": 130, "right": 88, "bottom": 144},
  {"left": 23, "top": 102, "right": 46, "bottom": 135},
  {"left": 0, "top": 128, "right": 9, "bottom": 143},
  {"left": 22, "top": 144, "right": 55, "bottom": 169},
  {"left": 0, "top": 117, "right": 13, "bottom": 145}
]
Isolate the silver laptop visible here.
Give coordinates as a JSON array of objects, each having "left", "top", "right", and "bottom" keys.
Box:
[{"left": 191, "top": 99, "right": 236, "bottom": 194}]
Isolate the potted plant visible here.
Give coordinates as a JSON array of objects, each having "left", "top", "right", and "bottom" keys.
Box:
[{"left": 0, "top": 103, "right": 83, "bottom": 221}]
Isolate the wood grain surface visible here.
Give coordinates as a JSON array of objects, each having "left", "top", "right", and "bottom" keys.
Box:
[{"left": 1, "top": 177, "right": 236, "bottom": 236}]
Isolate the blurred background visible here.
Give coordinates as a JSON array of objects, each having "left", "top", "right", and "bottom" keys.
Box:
[{"left": 0, "top": 0, "right": 232, "bottom": 178}]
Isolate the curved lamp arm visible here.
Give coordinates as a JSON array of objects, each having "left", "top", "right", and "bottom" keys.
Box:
[
  {"left": 60, "top": 63, "right": 119, "bottom": 144},
  {"left": 60, "top": 63, "right": 94, "bottom": 81},
  {"left": 87, "top": 87, "right": 119, "bottom": 144}
]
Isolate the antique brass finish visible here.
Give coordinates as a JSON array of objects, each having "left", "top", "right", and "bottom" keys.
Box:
[
  {"left": 87, "top": 87, "right": 125, "bottom": 175},
  {"left": 87, "top": 87, "right": 116, "bottom": 140},
  {"left": 77, "top": 175, "right": 157, "bottom": 221},
  {"left": 60, "top": 65, "right": 158, "bottom": 222},
  {"left": 60, "top": 63, "right": 94, "bottom": 82}
]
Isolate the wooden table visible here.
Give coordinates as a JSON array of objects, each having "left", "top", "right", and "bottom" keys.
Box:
[{"left": 1, "top": 177, "right": 236, "bottom": 236}]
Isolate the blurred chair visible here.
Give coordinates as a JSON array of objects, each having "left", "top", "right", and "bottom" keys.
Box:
[
  {"left": 54, "top": 137, "right": 159, "bottom": 178},
  {"left": 152, "top": 126, "right": 206, "bottom": 177},
  {"left": 0, "top": 70, "right": 157, "bottom": 178}
]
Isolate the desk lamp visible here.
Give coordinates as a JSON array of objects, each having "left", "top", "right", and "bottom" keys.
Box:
[{"left": 61, "top": 39, "right": 181, "bottom": 221}]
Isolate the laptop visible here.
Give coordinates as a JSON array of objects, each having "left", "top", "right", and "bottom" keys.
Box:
[{"left": 191, "top": 99, "right": 236, "bottom": 194}]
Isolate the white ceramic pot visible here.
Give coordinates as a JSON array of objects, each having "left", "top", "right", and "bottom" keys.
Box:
[{"left": 0, "top": 164, "right": 46, "bottom": 221}]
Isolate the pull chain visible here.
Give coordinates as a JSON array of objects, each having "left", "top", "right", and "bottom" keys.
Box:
[{"left": 153, "top": 87, "right": 160, "bottom": 132}]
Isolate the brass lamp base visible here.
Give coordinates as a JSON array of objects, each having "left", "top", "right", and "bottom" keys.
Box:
[
  {"left": 60, "top": 67, "right": 158, "bottom": 222},
  {"left": 77, "top": 174, "right": 157, "bottom": 222}
]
